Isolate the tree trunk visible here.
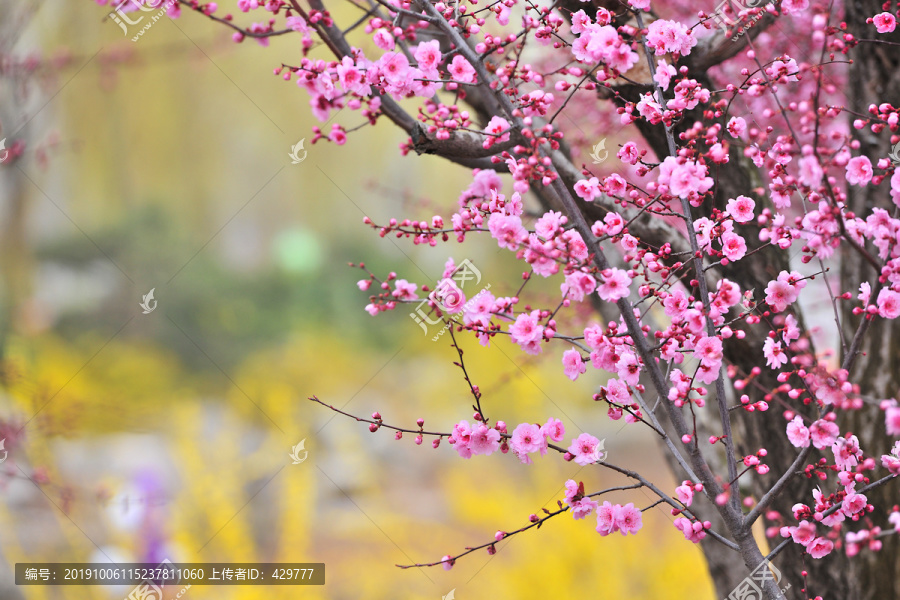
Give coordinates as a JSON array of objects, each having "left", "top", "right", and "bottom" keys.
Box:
[
  {"left": 620, "top": 5, "right": 900, "bottom": 595},
  {"left": 839, "top": 2, "right": 900, "bottom": 598},
  {"left": 454, "top": 3, "right": 898, "bottom": 596}
]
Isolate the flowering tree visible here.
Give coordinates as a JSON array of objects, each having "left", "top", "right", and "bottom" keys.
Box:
[{"left": 120, "top": 0, "right": 900, "bottom": 597}]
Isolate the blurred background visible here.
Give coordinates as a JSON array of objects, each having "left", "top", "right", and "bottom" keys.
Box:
[{"left": 0, "top": 2, "right": 713, "bottom": 599}]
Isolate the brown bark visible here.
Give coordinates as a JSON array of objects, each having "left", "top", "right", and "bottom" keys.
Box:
[
  {"left": 606, "top": 5, "right": 900, "bottom": 595},
  {"left": 292, "top": 1, "right": 900, "bottom": 596},
  {"left": 838, "top": 2, "right": 900, "bottom": 599}
]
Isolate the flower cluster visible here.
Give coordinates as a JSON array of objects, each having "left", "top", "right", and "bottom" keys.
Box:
[{"left": 177, "top": 0, "right": 900, "bottom": 584}]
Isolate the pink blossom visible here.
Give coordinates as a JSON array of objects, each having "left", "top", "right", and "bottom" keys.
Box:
[
  {"left": 286, "top": 15, "right": 309, "bottom": 33},
  {"left": 535, "top": 210, "right": 565, "bottom": 239},
  {"left": 726, "top": 117, "right": 747, "bottom": 138},
  {"left": 616, "top": 351, "right": 642, "bottom": 385},
  {"left": 449, "top": 420, "right": 473, "bottom": 458},
  {"left": 510, "top": 423, "right": 546, "bottom": 462},
  {"left": 799, "top": 155, "right": 824, "bottom": 187},
  {"left": 891, "top": 510, "right": 900, "bottom": 531},
  {"left": 337, "top": 57, "right": 370, "bottom": 95},
  {"left": 604, "top": 212, "right": 625, "bottom": 236},
  {"left": 469, "top": 423, "right": 501, "bottom": 456},
  {"left": 636, "top": 94, "right": 663, "bottom": 122},
  {"left": 570, "top": 10, "right": 591, "bottom": 35},
  {"left": 645, "top": 19, "right": 697, "bottom": 56},
  {"left": 663, "top": 290, "right": 689, "bottom": 318},
  {"left": 614, "top": 503, "right": 643, "bottom": 535},
  {"left": 571, "top": 497, "right": 599, "bottom": 520},
  {"left": 618, "top": 142, "right": 641, "bottom": 165},
  {"left": 786, "top": 416, "right": 810, "bottom": 448},
  {"left": 657, "top": 156, "right": 714, "bottom": 200},
  {"left": 694, "top": 336, "right": 723, "bottom": 368},
  {"left": 807, "top": 537, "right": 834, "bottom": 559},
  {"left": 874, "top": 12, "right": 897, "bottom": 34},
  {"left": 541, "top": 418, "right": 565, "bottom": 442},
  {"left": 488, "top": 213, "right": 527, "bottom": 250},
  {"left": 885, "top": 406, "right": 900, "bottom": 436},
  {"left": 568, "top": 433, "right": 603, "bottom": 465},
  {"left": 574, "top": 177, "right": 602, "bottom": 201},
  {"left": 392, "top": 279, "right": 418, "bottom": 300},
  {"left": 770, "top": 178, "right": 793, "bottom": 209},
  {"left": 431, "top": 278, "right": 466, "bottom": 313},
  {"left": 596, "top": 501, "right": 618, "bottom": 536},
  {"left": 448, "top": 54, "right": 476, "bottom": 83},
  {"left": 373, "top": 28, "right": 395, "bottom": 50},
  {"left": 460, "top": 169, "right": 502, "bottom": 203},
  {"left": 414, "top": 40, "right": 442, "bottom": 73},
  {"left": 510, "top": 311, "right": 544, "bottom": 345},
  {"left": 463, "top": 289, "right": 495, "bottom": 325},
  {"left": 561, "top": 272, "right": 596, "bottom": 302},
  {"left": 764, "top": 279, "right": 798, "bottom": 313},
  {"left": 833, "top": 435, "right": 862, "bottom": 471},
  {"left": 859, "top": 281, "right": 872, "bottom": 305},
  {"left": 562, "top": 229, "right": 589, "bottom": 261},
  {"left": 790, "top": 520, "right": 817, "bottom": 546},
  {"left": 653, "top": 59, "right": 676, "bottom": 90},
  {"left": 842, "top": 486, "right": 867, "bottom": 516},
  {"left": 846, "top": 156, "right": 873, "bottom": 186},
  {"left": 525, "top": 234, "right": 560, "bottom": 279},
  {"left": 809, "top": 419, "right": 840, "bottom": 450},
  {"left": 378, "top": 52, "right": 411, "bottom": 86},
  {"left": 237, "top": 1, "right": 260, "bottom": 14},
  {"left": 604, "top": 174, "right": 627, "bottom": 197},
  {"left": 781, "top": 0, "right": 809, "bottom": 14},
  {"left": 695, "top": 363, "right": 719, "bottom": 385},
  {"left": 571, "top": 25, "right": 639, "bottom": 73},
  {"left": 675, "top": 483, "right": 694, "bottom": 506},
  {"left": 767, "top": 58, "right": 799, "bottom": 82},
  {"left": 763, "top": 338, "right": 788, "bottom": 369},
  {"left": 483, "top": 116, "right": 511, "bottom": 149},
  {"left": 564, "top": 479, "right": 580, "bottom": 505},
  {"left": 583, "top": 324, "right": 606, "bottom": 349},
  {"left": 597, "top": 268, "right": 632, "bottom": 302},
  {"left": 605, "top": 378, "right": 631, "bottom": 405},
  {"left": 726, "top": 195, "right": 755, "bottom": 223},
  {"left": 876, "top": 289, "right": 900, "bottom": 319},
  {"left": 882, "top": 441, "right": 900, "bottom": 475},
  {"left": 783, "top": 314, "right": 800, "bottom": 344},
  {"left": 721, "top": 232, "right": 747, "bottom": 262},
  {"left": 563, "top": 349, "right": 587, "bottom": 381},
  {"left": 673, "top": 517, "right": 706, "bottom": 543}
]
